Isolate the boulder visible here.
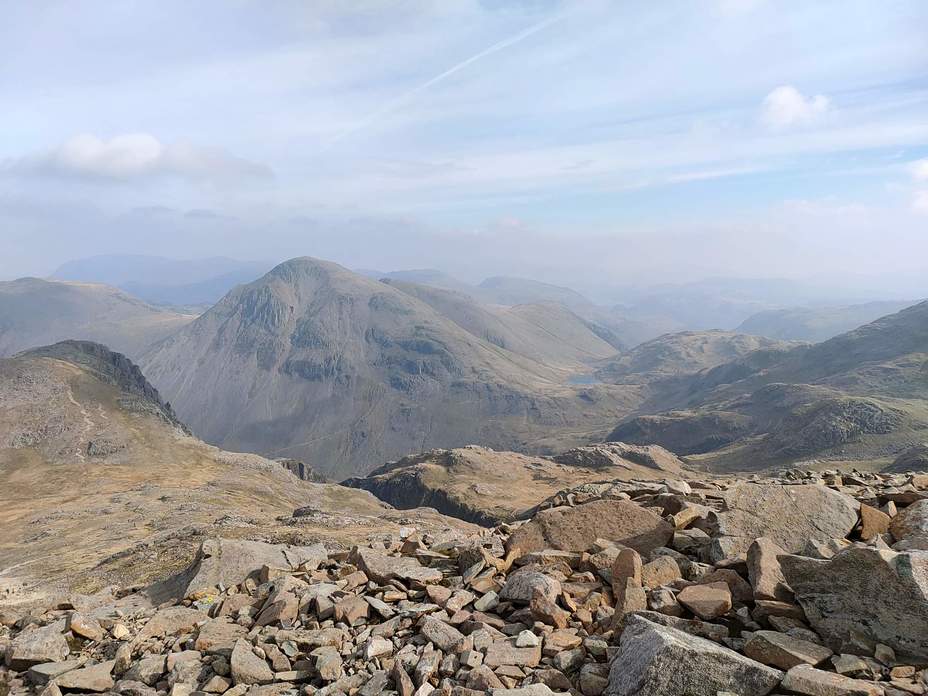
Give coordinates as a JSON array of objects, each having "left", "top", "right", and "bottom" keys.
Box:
[
  {"left": 53, "top": 660, "right": 115, "bottom": 692},
  {"left": 230, "top": 639, "right": 273, "bottom": 685},
  {"left": 150, "top": 538, "right": 327, "bottom": 601},
  {"left": 348, "top": 547, "right": 442, "bottom": 586},
  {"left": 744, "top": 630, "right": 834, "bottom": 670},
  {"left": 889, "top": 499, "right": 928, "bottom": 543},
  {"left": 499, "top": 569, "right": 561, "bottom": 605},
  {"left": 606, "top": 615, "right": 782, "bottom": 696},
  {"left": 859, "top": 504, "right": 891, "bottom": 542},
  {"left": 137, "top": 607, "right": 209, "bottom": 641},
  {"left": 712, "top": 483, "right": 859, "bottom": 555},
  {"left": 506, "top": 500, "right": 673, "bottom": 556},
  {"left": 781, "top": 546, "right": 928, "bottom": 663},
  {"left": 676, "top": 582, "right": 732, "bottom": 620},
  {"left": 5, "top": 624, "right": 69, "bottom": 670}
]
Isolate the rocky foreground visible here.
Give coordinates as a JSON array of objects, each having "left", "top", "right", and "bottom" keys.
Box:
[{"left": 4, "top": 469, "right": 928, "bottom": 696}]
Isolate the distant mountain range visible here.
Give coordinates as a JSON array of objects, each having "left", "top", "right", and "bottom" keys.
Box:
[{"left": 52, "top": 254, "right": 273, "bottom": 308}]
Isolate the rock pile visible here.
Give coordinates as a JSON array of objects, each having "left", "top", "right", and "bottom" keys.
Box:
[{"left": 4, "top": 467, "right": 928, "bottom": 696}]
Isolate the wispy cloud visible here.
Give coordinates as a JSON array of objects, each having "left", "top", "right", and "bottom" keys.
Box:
[{"left": 4, "top": 133, "right": 272, "bottom": 183}]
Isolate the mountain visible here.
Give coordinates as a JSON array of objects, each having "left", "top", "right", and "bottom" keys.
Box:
[
  {"left": 478, "top": 276, "right": 594, "bottom": 310},
  {"left": 609, "top": 301, "right": 928, "bottom": 470},
  {"left": 736, "top": 300, "right": 919, "bottom": 342},
  {"left": 595, "top": 330, "right": 798, "bottom": 384},
  {"left": 382, "top": 279, "right": 620, "bottom": 367},
  {"left": 53, "top": 254, "right": 271, "bottom": 307},
  {"left": 0, "top": 277, "right": 195, "bottom": 360},
  {"left": 0, "top": 340, "right": 471, "bottom": 606},
  {"left": 139, "top": 257, "right": 638, "bottom": 479}
]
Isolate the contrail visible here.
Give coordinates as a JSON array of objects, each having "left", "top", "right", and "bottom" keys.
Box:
[{"left": 324, "top": 12, "right": 567, "bottom": 148}]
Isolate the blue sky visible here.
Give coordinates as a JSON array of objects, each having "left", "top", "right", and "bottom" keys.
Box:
[{"left": 1, "top": 0, "right": 927, "bottom": 291}]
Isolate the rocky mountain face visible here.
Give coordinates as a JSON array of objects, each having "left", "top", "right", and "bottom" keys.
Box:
[
  {"left": 4, "top": 463, "right": 928, "bottom": 696},
  {"left": 139, "top": 258, "right": 640, "bottom": 480},
  {"left": 0, "top": 342, "right": 473, "bottom": 610},
  {"left": 0, "top": 278, "right": 195, "bottom": 361},
  {"left": 342, "top": 443, "right": 685, "bottom": 526},
  {"left": 611, "top": 301, "right": 928, "bottom": 471}
]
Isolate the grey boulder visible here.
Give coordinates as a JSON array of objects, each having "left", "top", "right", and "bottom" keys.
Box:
[{"left": 605, "top": 615, "right": 782, "bottom": 696}]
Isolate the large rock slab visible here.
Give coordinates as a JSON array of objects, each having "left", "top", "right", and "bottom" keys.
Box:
[
  {"left": 5, "top": 623, "right": 69, "bottom": 670},
  {"left": 606, "top": 615, "right": 782, "bottom": 696},
  {"left": 148, "top": 538, "right": 327, "bottom": 601},
  {"left": 780, "top": 664, "right": 884, "bottom": 696},
  {"left": 348, "top": 547, "right": 442, "bottom": 586},
  {"left": 781, "top": 546, "right": 928, "bottom": 663},
  {"left": 712, "top": 483, "right": 859, "bottom": 555},
  {"left": 505, "top": 500, "right": 673, "bottom": 556}
]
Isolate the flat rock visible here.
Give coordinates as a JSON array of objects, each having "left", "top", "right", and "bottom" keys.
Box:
[
  {"left": 677, "top": 582, "right": 732, "bottom": 620},
  {"left": 348, "top": 546, "right": 443, "bottom": 586},
  {"left": 505, "top": 500, "right": 673, "bottom": 556},
  {"left": 484, "top": 640, "right": 542, "bottom": 668},
  {"left": 744, "top": 630, "right": 834, "bottom": 669},
  {"left": 419, "top": 617, "right": 465, "bottom": 652},
  {"left": 194, "top": 618, "right": 247, "bottom": 655},
  {"left": 781, "top": 546, "right": 928, "bottom": 663},
  {"left": 606, "top": 615, "right": 782, "bottom": 696},
  {"left": 53, "top": 660, "right": 115, "bottom": 692},
  {"left": 780, "top": 664, "right": 885, "bottom": 696},
  {"left": 712, "top": 483, "right": 859, "bottom": 555}
]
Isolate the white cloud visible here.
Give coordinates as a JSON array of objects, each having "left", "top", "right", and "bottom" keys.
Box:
[
  {"left": 7, "top": 133, "right": 272, "bottom": 182},
  {"left": 760, "top": 85, "right": 830, "bottom": 129},
  {"left": 913, "top": 190, "right": 928, "bottom": 214},
  {"left": 911, "top": 159, "right": 928, "bottom": 182}
]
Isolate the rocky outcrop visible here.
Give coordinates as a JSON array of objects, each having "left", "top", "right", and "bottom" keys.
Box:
[
  {"left": 343, "top": 444, "right": 687, "bottom": 526},
  {"left": 886, "top": 444, "right": 928, "bottom": 473}
]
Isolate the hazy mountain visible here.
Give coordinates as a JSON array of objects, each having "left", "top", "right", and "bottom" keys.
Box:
[
  {"left": 383, "top": 279, "right": 620, "bottom": 366},
  {"left": 595, "top": 330, "right": 797, "bottom": 384},
  {"left": 53, "top": 254, "right": 271, "bottom": 307},
  {"left": 478, "top": 276, "right": 594, "bottom": 310},
  {"left": 140, "top": 257, "right": 638, "bottom": 479},
  {"left": 0, "top": 277, "right": 195, "bottom": 360},
  {"left": 736, "top": 300, "right": 919, "bottom": 342},
  {"left": 610, "top": 301, "right": 928, "bottom": 470},
  {"left": 0, "top": 340, "right": 466, "bottom": 603},
  {"left": 380, "top": 269, "right": 479, "bottom": 296}
]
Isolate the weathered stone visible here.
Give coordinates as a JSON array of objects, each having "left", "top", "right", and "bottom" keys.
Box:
[
  {"left": 67, "top": 613, "right": 104, "bottom": 642},
  {"left": 747, "top": 537, "right": 793, "bottom": 602},
  {"left": 713, "top": 483, "right": 859, "bottom": 554},
  {"left": 611, "top": 548, "right": 643, "bottom": 587},
  {"left": 780, "top": 664, "right": 885, "bottom": 696},
  {"left": 194, "top": 619, "right": 247, "bottom": 655},
  {"left": 364, "top": 636, "right": 394, "bottom": 660},
  {"left": 311, "top": 646, "right": 343, "bottom": 682},
  {"left": 781, "top": 547, "right": 928, "bottom": 662},
  {"left": 530, "top": 591, "right": 569, "bottom": 628},
  {"left": 393, "top": 661, "right": 415, "bottom": 696},
  {"left": 419, "top": 617, "right": 465, "bottom": 652},
  {"left": 137, "top": 606, "right": 209, "bottom": 641},
  {"left": 606, "top": 616, "right": 782, "bottom": 696},
  {"left": 124, "top": 656, "right": 167, "bottom": 686},
  {"left": 473, "top": 591, "right": 499, "bottom": 612},
  {"left": 505, "top": 500, "right": 673, "bottom": 556},
  {"left": 230, "top": 639, "right": 273, "bottom": 685},
  {"left": 333, "top": 595, "right": 368, "bottom": 625},
  {"left": 630, "top": 611, "right": 729, "bottom": 642},
  {"left": 27, "top": 660, "right": 84, "bottom": 687},
  {"left": 697, "top": 567, "right": 753, "bottom": 603},
  {"left": 54, "top": 660, "right": 115, "bottom": 692},
  {"left": 677, "top": 581, "right": 732, "bottom": 620},
  {"left": 641, "top": 556, "right": 681, "bottom": 590},
  {"left": 6, "top": 624, "right": 69, "bottom": 670},
  {"left": 484, "top": 640, "right": 541, "bottom": 668},
  {"left": 890, "top": 499, "right": 928, "bottom": 544},
  {"left": 349, "top": 547, "right": 442, "bottom": 586},
  {"left": 744, "top": 630, "right": 834, "bottom": 669},
  {"left": 860, "top": 504, "right": 892, "bottom": 541},
  {"left": 499, "top": 569, "right": 561, "bottom": 605}
]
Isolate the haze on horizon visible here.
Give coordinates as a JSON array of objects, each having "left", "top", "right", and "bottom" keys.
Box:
[{"left": 2, "top": 1, "right": 927, "bottom": 298}]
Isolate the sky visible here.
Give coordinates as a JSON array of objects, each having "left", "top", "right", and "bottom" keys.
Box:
[{"left": 2, "top": 0, "right": 927, "bottom": 295}]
